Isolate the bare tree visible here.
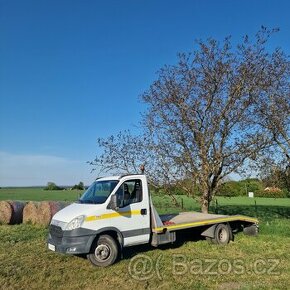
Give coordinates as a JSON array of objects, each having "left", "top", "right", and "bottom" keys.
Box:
[
  {"left": 260, "top": 160, "right": 290, "bottom": 192},
  {"left": 92, "top": 28, "right": 289, "bottom": 213},
  {"left": 254, "top": 90, "right": 290, "bottom": 162},
  {"left": 250, "top": 32, "right": 290, "bottom": 187},
  {"left": 90, "top": 131, "right": 149, "bottom": 175},
  {"left": 141, "top": 27, "right": 287, "bottom": 213},
  {"left": 90, "top": 130, "right": 185, "bottom": 206}
]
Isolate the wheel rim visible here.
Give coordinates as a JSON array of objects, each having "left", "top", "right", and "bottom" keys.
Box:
[
  {"left": 95, "top": 244, "right": 111, "bottom": 261},
  {"left": 218, "top": 228, "right": 228, "bottom": 243}
]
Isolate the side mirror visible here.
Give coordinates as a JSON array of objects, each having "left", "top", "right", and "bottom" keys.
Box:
[{"left": 110, "top": 194, "right": 120, "bottom": 210}]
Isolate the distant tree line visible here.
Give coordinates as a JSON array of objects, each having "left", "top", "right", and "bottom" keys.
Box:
[
  {"left": 44, "top": 181, "right": 85, "bottom": 191},
  {"left": 71, "top": 182, "right": 85, "bottom": 190},
  {"left": 44, "top": 182, "right": 64, "bottom": 191},
  {"left": 217, "top": 178, "right": 289, "bottom": 198},
  {"left": 156, "top": 175, "right": 289, "bottom": 199}
]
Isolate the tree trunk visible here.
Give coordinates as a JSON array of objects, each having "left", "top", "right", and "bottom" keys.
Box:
[{"left": 201, "top": 197, "right": 209, "bottom": 213}]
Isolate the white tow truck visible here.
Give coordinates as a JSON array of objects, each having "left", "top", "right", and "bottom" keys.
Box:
[{"left": 48, "top": 174, "right": 258, "bottom": 267}]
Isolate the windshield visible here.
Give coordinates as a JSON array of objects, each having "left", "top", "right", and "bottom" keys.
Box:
[{"left": 79, "top": 180, "right": 119, "bottom": 204}]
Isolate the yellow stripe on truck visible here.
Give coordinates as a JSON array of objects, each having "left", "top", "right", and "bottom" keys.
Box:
[
  {"left": 152, "top": 215, "right": 259, "bottom": 233},
  {"left": 85, "top": 210, "right": 141, "bottom": 222}
]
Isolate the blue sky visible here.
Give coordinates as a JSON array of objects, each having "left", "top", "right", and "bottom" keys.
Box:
[{"left": 1, "top": 0, "right": 290, "bottom": 186}]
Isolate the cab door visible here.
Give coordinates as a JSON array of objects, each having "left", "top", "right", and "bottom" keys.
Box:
[{"left": 108, "top": 177, "right": 150, "bottom": 246}]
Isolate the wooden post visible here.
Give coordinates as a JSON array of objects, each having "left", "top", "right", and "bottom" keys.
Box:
[
  {"left": 215, "top": 199, "right": 218, "bottom": 214},
  {"left": 254, "top": 199, "right": 257, "bottom": 217}
]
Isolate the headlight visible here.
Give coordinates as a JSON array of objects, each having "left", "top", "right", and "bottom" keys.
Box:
[{"left": 65, "top": 215, "right": 85, "bottom": 231}]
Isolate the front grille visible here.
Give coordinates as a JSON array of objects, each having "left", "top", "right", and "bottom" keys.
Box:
[
  {"left": 49, "top": 225, "right": 63, "bottom": 237},
  {"left": 49, "top": 225, "right": 63, "bottom": 245}
]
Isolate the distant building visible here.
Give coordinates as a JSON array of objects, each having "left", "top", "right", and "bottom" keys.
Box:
[{"left": 264, "top": 187, "right": 282, "bottom": 192}]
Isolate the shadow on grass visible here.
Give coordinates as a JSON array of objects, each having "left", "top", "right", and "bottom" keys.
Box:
[
  {"left": 122, "top": 228, "right": 207, "bottom": 261},
  {"left": 74, "top": 204, "right": 290, "bottom": 263},
  {"left": 72, "top": 228, "right": 208, "bottom": 263},
  {"left": 212, "top": 204, "right": 290, "bottom": 220}
]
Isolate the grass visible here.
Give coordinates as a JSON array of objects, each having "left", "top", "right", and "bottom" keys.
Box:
[
  {"left": 1, "top": 186, "right": 289, "bottom": 208},
  {"left": 1, "top": 222, "right": 289, "bottom": 290},
  {"left": 0, "top": 187, "right": 83, "bottom": 201},
  {"left": 0, "top": 188, "right": 290, "bottom": 289}
]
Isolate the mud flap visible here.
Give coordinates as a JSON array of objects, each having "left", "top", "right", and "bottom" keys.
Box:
[
  {"left": 243, "top": 224, "right": 259, "bottom": 236},
  {"left": 151, "top": 231, "right": 176, "bottom": 247}
]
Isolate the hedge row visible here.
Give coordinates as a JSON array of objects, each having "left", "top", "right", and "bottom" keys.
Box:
[{"left": 254, "top": 189, "right": 289, "bottom": 198}]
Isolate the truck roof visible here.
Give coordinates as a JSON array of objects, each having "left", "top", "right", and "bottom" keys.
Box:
[
  {"left": 96, "top": 176, "right": 120, "bottom": 181},
  {"left": 96, "top": 174, "right": 146, "bottom": 181}
]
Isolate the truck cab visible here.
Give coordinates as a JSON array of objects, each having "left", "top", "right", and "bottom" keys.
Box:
[
  {"left": 48, "top": 174, "right": 258, "bottom": 267},
  {"left": 48, "top": 174, "right": 151, "bottom": 266}
]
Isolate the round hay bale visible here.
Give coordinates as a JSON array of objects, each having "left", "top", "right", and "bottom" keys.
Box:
[
  {"left": 0, "top": 201, "right": 13, "bottom": 224},
  {"left": 49, "top": 201, "right": 62, "bottom": 216},
  {"left": 0, "top": 201, "right": 26, "bottom": 224},
  {"left": 9, "top": 201, "right": 26, "bottom": 224},
  {"left": 38, "top": 201, "right": 70, "bottom": 226},
  {"left": 23, "top": 202, "right": 41, "bottom": 224},
  {"left": 38, "top": 201, "right": 54, "bottom": 226}
]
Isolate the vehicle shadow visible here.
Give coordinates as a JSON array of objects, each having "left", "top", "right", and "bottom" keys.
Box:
[
  {"left": 73, "top": 228, "right": 208, "bottom": 263},
  {"left": 122, "top": 227, "right": 207, "bottom": 261},
  {"left": 213, "top": 204, "right": 290, "bottom": 219}
]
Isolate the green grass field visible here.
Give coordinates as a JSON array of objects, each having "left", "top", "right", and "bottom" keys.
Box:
[
  {"left": 1, "top": 187, "right": 290, "bottom": 211},
  {"left": 0, "top": 188, "right": 290, "bottom": 289},
  {"left": 0, "top": 187, "right": 83, "bottom": 201}
]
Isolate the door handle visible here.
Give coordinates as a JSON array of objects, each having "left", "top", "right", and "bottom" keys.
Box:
[{"left": 141, "top": 208, "right": 147, "bottom": 215}]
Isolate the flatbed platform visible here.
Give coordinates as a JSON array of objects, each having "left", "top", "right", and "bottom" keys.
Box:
[{"left": 152, "top": 212, "right": 258, "bottom": 233}]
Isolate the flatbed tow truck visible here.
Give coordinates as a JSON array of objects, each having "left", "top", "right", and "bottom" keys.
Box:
[{"left": 48, "top": 174, "right": 258, "bottom": 267}]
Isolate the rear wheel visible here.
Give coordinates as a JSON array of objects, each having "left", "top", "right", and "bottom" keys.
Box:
[
  {"left": 87, "top": 235, "right": 119, "bottom": 267},
  {"left": 213, "top": 224, "right": 231, "bottom": 245},
  {"left": 207, "top": 224, "right": 232, "bottom": 245}
]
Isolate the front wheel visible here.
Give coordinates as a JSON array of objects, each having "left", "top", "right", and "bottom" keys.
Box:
[{"left": 87, "top": 235, "right": 119, "bottom": 267}]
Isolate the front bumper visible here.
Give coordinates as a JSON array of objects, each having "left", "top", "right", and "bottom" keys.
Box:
[{"left": 48, "top": 225, "right": 96, "bottom": 254}]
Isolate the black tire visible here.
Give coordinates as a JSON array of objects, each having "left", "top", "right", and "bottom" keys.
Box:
[
  {"left": 211, "top": 224, "right": 231, "bottom": 245},
  {"left": 243, "top": 224, "right": 259, "bottom": 236},
  {"left": 87, "top": 235, "right": 119, "bottom": 267}
]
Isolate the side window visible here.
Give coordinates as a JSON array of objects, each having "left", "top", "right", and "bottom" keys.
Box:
[{"left": 115, "top": 179, "right": 142, "bottom": 208}]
